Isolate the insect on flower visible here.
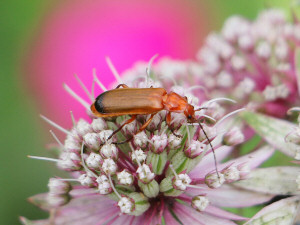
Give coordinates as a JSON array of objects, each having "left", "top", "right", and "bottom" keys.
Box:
[{"left": 90, "top": 83, "right": 220, "bottom": 172}]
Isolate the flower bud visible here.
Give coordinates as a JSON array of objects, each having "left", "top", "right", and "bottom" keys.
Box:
[
  {"left": 131, "top": 149, "right": 147, "bottom": 164},
  {"left": 198, "top": 124, "right": 217, "bottom": 142},
  {"left": 173, "top": 173, "right": 191, "bottom": 191},
  {"left": 255, "top": 41, "right": 271, "bottom": 59},
  {"left": 151, "top": 134, "right": 168, "bottom": 153},
  {"left": 137, "top": 164, "right": 155, "bottom": 183},
  {"left": 64, "top": 132, "right": 81, "bottom": 152},
  {"left": 125, "top": 192, "right": 150, "bottom": 216},
  {"left": 133, "top": 132, "right": 148, "bottom": 149},
  {"left": 91, "top": 118, "right": 107, "bottom": 132},
  {"left": 122, "top": 120, "right": 137, "bottom": 135},
  {"left": 57, "top": 151, "right": 81, "bottom": 171},
  {"left": 86, "top": 152, "right": 102, "bottom": 169},
  {"left": 185, "top": 140, "right": 207, "bottom": 159},
  {"left": 205, "top": 172, "right": 225, "bottom": 189},
  {"left": 100, "top": 143, "right": 118, "bottom": 159},
  {"left": 83, "top": 133, "right": 101, "bottom": 150},
  {"left": 231, "top": 55, "right": 246, "bottom": 71},
  {"left": 118, "top": 196, "right": 135, "bottom": 214},
  {"left": 117, "top": 170, "right": 134, "bottom": 186},
  {"left": 168, "top": 134, "right": 182, "bottom": 149},
  {"left": 159, "top": 176, "right": 184, "bottom": 197},
  {"left": 96, "top": 175, "right": 112, "bottom": 194},
  {"left": 78, "top": 173, "right": 95, "bottom": 187},
  {"left": 76, "top": 119, "right": 93, "bottom": 137},
  {"left": 223, "top": 127, "right": 245, "bottom": 146},
  {"left": 146, "top": 114, "right": 162, "bottom": 131},
  {"left": 102, "top": 158, "right": 117, "bottom": 175},
  {"left": 222, "top": 166, "right": 240, "bottom": 183},
  {"left": 99, "top": 130, "right": 115, "bottom": 144},
  {"left": 48, "top": 178, "right": 71, "bottom": 195},
  {"left": 192, "top": 195, "right": 209, "bottom": 212}
]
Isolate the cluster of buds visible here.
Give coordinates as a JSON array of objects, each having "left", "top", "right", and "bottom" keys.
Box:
[{"left": 28, "top": 65, "right": 257, "bottom": 224}]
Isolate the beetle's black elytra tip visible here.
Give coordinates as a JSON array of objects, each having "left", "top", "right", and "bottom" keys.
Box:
[{"left": 94, "top": 92, "right": 106, "bottom": 113}]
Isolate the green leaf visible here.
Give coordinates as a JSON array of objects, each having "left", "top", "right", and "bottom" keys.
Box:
[{"left": 240, "top": 111, "right": 297, "bottom": 157}]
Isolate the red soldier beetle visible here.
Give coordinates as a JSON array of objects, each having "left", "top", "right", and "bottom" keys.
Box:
[{"left": 90, "top": 84, "right": 219, "bottom": 175}]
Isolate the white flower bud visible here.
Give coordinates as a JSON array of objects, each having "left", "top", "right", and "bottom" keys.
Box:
[
  {"left": 57, "top": 151, "right": 81, "bottom": 171},
  {"left": 222, "top": 166, "right": 240, "bottom": 183},
  {"left": 168, "top": 134, "right": 182, "bottom": 149},
  {"left": 76, "top": 119, "right": 93, "bottom": 137},
  {"left": 86, "top": 152, "right": 102, "bottom": 169},
  {"left": 238, "top": 34, "right": 254, "bottom": 51},
  {"left": 147, "top": 114, "right": 162, "bottom": 131},
  {"left": 231, "top": 55, "right": 246, "bottom": 71},
  {"left": 83, "top": 133, "right": 101, "bottom": 150},
  {"left": 99, "top": 130, "right": 114, "bottom": 144},
  {"left": 137, "top": 164, "right": 155, "bottom": 183},
  {"left": 192, "top": 195, "right": 209, "bottom": 212},
  {"left": 64, "top": 132, "right": 81, "bottom": 152},
  {"left": 275, "top": 39, "right": 288, "bottom": 60},
  {"left": 198, "top": 124, "right": 217, "bottom": 142},
  {"left": 91, "top": 118, "right": 107, "bottom": 132},
  {"left": 205, "top": 172, "right": 225, "bottom": 189},
  {"left": 216, "top": 71, "right": 233, "bottom": 88},
  {"left": 48, "top": 178, "right": 71, "bottom": 195},
  {"left": 223, "top": 127, "right": 245, "bottom": 146},
  {"left": 102, "top": 158, "right": 117, "bottom": 175},
  {"left": 100, "top": 143, "right": 118, "bottom": 159},
  {"left": 78, "top": 173, "right": 94, "bottom": 186},
  {"left": 134, "top": 132, "right": 148, "bottom": 148},
  {"left": 173, "top": 174, "right": 191, "bottom": 191},
  {"left": 118, "top": 197, "right": 134, "bottom": 214},
  {"left": 255, "top": 41, "right": 271, "bottom": 59},
  {"left": 96, "top": 175, "right": 111, "bottom": 194},
  {"left": 185, "top": 140, "right": 207, "bottom": 158},
  {"left": 117, "top": 170, "right": 134, "bottom": 186},
  {"left": 151, "top": 134, "right": 168, "bottom": 153},
  {"left": 122, "top": 120, "right": 137, "bottom": 134},
  {"left": 131, "top": 149, "right": 147, "bottom": 163}
]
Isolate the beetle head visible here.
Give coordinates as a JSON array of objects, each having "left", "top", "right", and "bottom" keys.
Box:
[{"left": 184, "top": 104, "right": 196, "bottom": 123}]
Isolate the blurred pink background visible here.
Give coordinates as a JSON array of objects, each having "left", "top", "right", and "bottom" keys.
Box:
[{"left": 25, "top": 0, "right": 210, "bottom": 130}]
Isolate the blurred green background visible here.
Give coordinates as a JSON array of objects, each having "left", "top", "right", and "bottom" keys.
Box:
[{"left": 0, "top": 0, "right": 296, "bottom": 224}]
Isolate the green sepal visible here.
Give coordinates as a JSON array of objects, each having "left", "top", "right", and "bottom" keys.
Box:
[
  {"left": 146, "top": 151, "right": 167, "bottom": 175},
  {"left": 128, "top": 192, "right": 150, "bottom": 216},
  {"left": 138, "top": 179, "right": 159, "bottom": 198}
]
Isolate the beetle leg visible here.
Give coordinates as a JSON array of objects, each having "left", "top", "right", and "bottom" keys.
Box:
[
  {"left": 166, "top": 112, "right": 182, "bottom": 138},
  {"left": 107, "top": 115, "right": 137, "bottom": 140},
  {"left": 115, "top": 84, "right": 129, "bottom": 89},
  {"left": 113, "top": 114, "right": 156, "bottom": 145}
]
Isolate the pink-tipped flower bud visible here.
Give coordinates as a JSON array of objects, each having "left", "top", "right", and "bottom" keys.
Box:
[
  {"left": 205, "top": 172, "right": 225, "bottom": 189},
  {"left": 198, "top": 124, "right": 217, "bottom": 142},
  {"left": 192, "top": 195, "right": 210, "bottom": 212},
  {"left": 147, "top": 114, "right": 162, "bottom": 131},
  {"left": 91, "top": 118, "right": 107, "bottom": 132},
  {"left": 83, "top": 133, "right": 101, "bottom": 150},
  {"left": 57, "top": 151, "right": 81, "bottom": 171},
  {"left": 223, "top": 127, "right": 245, "bottom": 146},
  {"left": 185, "top": 140, "right": 207, "bottom": 159},
  {"left": 64, "top": 131, "right": 81, "bottom": 152},
  {"left": 48, "top": 178, "right": 71, "bottom": 195},
  {"left": 151, "top": 134, "right": 168, "bottom": 153}
]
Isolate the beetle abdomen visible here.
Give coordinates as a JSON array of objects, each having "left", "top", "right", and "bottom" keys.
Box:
[{"left": 91, "top": 88, "right": 167, "bottom": 117}]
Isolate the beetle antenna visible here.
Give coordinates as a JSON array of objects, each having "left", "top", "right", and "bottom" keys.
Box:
[
  {"left": 106, "top": 57, "right": 123, "bottom": 84},
  {"left": 197, "top": 121, "right": 220, "bottom": 179}
]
